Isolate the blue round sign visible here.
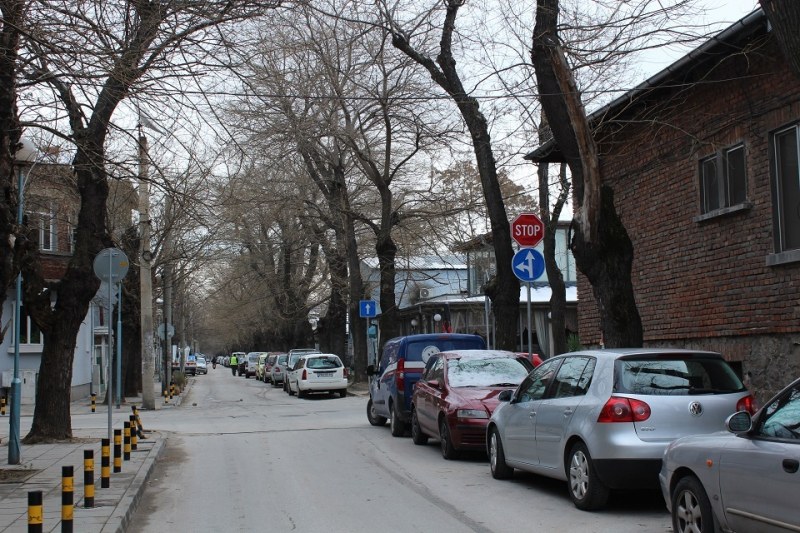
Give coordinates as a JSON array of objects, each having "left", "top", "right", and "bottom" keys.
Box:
[{"left": 512, "top": 248, "right": 545, "bottom": 282}]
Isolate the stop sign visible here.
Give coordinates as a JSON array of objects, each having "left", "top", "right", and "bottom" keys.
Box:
[{"left": 511, "top": 213, "right": 544, "bottom": 247}]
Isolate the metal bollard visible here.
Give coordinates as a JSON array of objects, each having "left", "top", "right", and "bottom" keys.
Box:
[
  {"left": 62, "top": 466, "right": 73, "bottom": 533},
  {"left": 28, "top": 490, "right": 43, "bottom": 533},
  {"left": 113, "top": 429, "right": 122, "bottom": 473},
  {"left": 132, "top": 406, "right": 145, "bottom": 437},
  {"left": 129, "top": 415, "right": 138, "bottom": 450},
  {"left": 163, "top": 389, "right": 169, "bottom": 404},
  {"left": 83, "top": 450, "right": 94, "bottom": 508},
  {"left": 170, "top": 382, "right": 175, "bottom": 399},
  {"left": 91, "top": 393, "right": 96, "bottom": 413},
  {"left": 123, "top": 421, "right": 131, "bottom": 461},
  {"left": 101, "top": 438, "right": 110, "bottom": 488},
  {"left": 1, "top": 396, "right": 6, "bottom": 416}
]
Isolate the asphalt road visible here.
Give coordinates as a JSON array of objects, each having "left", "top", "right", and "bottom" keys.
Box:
[{"left": 128, "top": 368, "right": 672, "bottom": 532}]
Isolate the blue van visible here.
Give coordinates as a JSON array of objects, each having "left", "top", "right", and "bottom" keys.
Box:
[{"left": 366, "top": 333, "right": 486, "bottom": 436}]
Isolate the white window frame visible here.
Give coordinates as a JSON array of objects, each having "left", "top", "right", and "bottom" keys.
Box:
[
  {"left": 699, "top": 143, "right": 748, "bottom": 215},
  {"left": 770, "top": 123, "right": 800, "bottom": 262}
]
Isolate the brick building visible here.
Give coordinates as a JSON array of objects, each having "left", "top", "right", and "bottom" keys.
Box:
[{"left": 527, "top": 10, "right": 800, "bottom": 400}]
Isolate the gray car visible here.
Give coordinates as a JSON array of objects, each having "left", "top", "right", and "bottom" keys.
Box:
[
  {"left": 487, "top": 348, "right": 755, "bottom": 510},
  {"left": 660, "top": 376, "right": 800, "bottom": 533}
]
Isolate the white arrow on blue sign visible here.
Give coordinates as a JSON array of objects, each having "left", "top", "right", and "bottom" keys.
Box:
[
  {"left": 359, "top": 300, "right": 378, "bottom": 318},
  {"left": 512, "top": 248, "right": 545, "bottom": 282}
]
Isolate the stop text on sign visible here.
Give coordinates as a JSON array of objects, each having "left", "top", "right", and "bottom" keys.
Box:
[{"left": 511, "top": 213, "right": 545, "bottom": 247}]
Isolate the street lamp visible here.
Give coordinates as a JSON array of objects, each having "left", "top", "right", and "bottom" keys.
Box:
[
  {"left": 410, "top": 318, "right": 418, "bottom": 333},
  {"left": 10, "top": 139, "right": 37, "bottom": 465},
  {"left": 433, "top": 313, "right": 442, "bottom": 333}
]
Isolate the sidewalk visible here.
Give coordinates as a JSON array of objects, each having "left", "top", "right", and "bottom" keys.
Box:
[{"left": 0, "top": 383, "right": 179, "bottom": 533}]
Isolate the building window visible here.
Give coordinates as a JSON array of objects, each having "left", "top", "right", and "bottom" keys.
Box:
[
  {"left": 773, "top": 124, "right": 800, "bottom": 252},
  {"left": 30, "top": 203, "right": 56, "bottom": 251},
  {"left": 16, "top": 302, "right": 43, "bottom": 346},
  {"left": 700, "top": 144, "right": 747, "bottom": 214}
]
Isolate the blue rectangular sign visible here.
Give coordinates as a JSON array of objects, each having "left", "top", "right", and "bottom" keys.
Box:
[{"left": 359, "top": 300, "right": 378, "bottom": 318}]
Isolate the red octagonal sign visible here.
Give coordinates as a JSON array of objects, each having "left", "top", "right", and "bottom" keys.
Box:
[{"left": 511, "top": 212, "right": 544, "bottom": 247}]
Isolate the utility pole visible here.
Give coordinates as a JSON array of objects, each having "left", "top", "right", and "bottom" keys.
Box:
[
  {"left": 162, "top": 195, "right": 173, "bottom": 394},
  {"left": 138, "top": 128, "right": 156, "bottom": 409}
]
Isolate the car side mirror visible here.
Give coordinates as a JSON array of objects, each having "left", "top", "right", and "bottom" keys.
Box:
[
  {"left": 366, "top": 365, "right": 376, "bottom": 376},
  {"left": 498, "top": 389, "right": 513, "bottom": 402},
  {"left": 726, "top": 411, "right": 752, "bottom": 434}
]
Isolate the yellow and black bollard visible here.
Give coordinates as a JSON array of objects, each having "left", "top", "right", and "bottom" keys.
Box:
[
  {"left": 101, "top": 438, "right": 110, "bottom": 489},
  {"left": 113, "top": 429, "right": 122, "bottom": 473},
  {"left": 123, "top": 421, "right": 131, "bottom": 461},
  {"left": 132, "top": 406, "right": 145, "bottom": 437},
  {"left": 83, "top": 450, "right": 94, "bottom": 508},
  {"left": 90, "top": 393, "right": 96, "bottom": 413},
  {"left": 1, "top": 396, "right": 6, "bottom": 415},
  {"left": 129, "top": 415, "right": 138, "bottom": 450},
  {"left": 163, "top": 389, "right": 168, "bottom": 405},
  {"left": 28, "top": 490, "right": 43, "bottom": 533},
  {"left": 62, "top": 465, "right": 74, "bottom": 533},
  {"left": 170, "top": 382, "right": 175, "bottom": 400}
]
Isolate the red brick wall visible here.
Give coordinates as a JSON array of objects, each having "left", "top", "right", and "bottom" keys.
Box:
[{"left": 578, "top": 34, "right": 800, "bottom": 349}]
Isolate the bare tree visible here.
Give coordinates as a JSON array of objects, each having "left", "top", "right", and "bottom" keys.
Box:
[
  {"left": 16, "top": 0, "right": 278, "bottom": 442},
  {"left": 379, "top": 0, "right": 520, "bottom": 350}
]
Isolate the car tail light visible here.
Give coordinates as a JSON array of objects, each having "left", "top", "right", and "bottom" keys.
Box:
[
  {"left": 302, "top": 369, "right": 307, "bottom": 380},
  {"left": 598, "top": 396, "right": 651, "bottom": 423},
  {"left": 343, "top": 367, "right": 349, "bottom": 378},
  {"left": 736, "top": 394, "right": 758, "bottom": 415},
  {"left": 396, "top": 358, "right": 405, "bottom": 391}
]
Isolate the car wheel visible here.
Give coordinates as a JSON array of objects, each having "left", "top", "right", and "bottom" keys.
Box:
[
  {"left": 288, "top": 382, "right": 295, "bottom": 396},
  {"left": 567, "top": 441, "right": 609, "bottom": 511},
  {"left": 411, "top": 407, "right": 428, "bottom": 445},
  {"left": 366, "top": 398, "right": 387, "bottom": 427},
  {"left": 339, "top": 389, "right": 347, "bottom": 398},
  {"left": 439, "top": 417, "right": 459, "bottom": 460},
  {"left": 297, "top": 388, "right": 306, "bottom": 399},
  {"left": 671, "top": 476, "right": 717, "bottom": 533},
  {"left": 389, "top": 402, "right": 406, "bottom": 437},
  {"left": 488, "top": 428, "right": 513, "bottom": 479}
]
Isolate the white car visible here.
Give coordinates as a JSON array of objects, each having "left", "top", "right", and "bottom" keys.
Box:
[{"left": 288, "top": 353, "right": 348, "bottom": 398}]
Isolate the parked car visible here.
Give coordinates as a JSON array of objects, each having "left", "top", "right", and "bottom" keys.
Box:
[
  {"left": 660, "top": 376, "right": 799, "bottom": 533},
  {"left": 255, "top": 353, "right": 269, "bottom": 381},
  {"left": 262, "top": 353, "right": 279, "bottom": 383},
  {"left": 270, "top": 353, "right": 289, "bottom": 386},
  {"left": 367, "top": 333, "right": 486, "bottom": 437},
  {"left": 242, "top": 352, "right": 261, "bottom": 378},
  {"left": 411, "top": 350, "right": 533, "bottom": 459},
  {"left": 196, "top": 356, "right": 208, "bottom": 375},
  {"left": 287, "top": 353, "right": 349, "bottom": 398},
  {"left": 283, "top": 348, "right": 320, "bottom": 392},
  {"left": 487, "top": 348, "right": 757, "bottom": 511}
]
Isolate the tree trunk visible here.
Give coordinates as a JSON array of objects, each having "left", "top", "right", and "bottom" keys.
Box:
[
  {"left": 532, "top": 0, "right": 643, "bottom": 348},
  {"left": 0, "top": 0, "right": 23, "bottom": 344},
  {"left": 570, "top": 187, "right": 643, "bottom": 347},
  {"left": 538, "top": 159, "right": 568, "bottom": 357},
  {"left": 376, "top": 234, "right": 400, "bottom": 345}
]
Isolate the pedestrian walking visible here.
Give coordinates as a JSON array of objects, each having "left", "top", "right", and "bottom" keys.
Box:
[{"left": 229, "top": 353, "right": 238, "bottom": 376}]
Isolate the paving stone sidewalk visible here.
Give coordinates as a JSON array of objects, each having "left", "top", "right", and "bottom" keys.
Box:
[{"left": 0, "top": 384, "right": 176, "bottom": 533}]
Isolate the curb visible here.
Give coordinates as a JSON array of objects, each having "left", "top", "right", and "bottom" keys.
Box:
[{"left": 107, "top": 435, "right": 166, "bottom": 533}]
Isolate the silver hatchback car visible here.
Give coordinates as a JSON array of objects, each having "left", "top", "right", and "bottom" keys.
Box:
[
  {"left": 487, "top": 348, "right": 755, "bottom": 510},
  {"left": 660, "top": 376, "right": 800, "bottom": 533}
]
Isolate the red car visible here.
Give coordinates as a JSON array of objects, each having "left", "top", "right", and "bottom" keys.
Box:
[{"left": 410, "top": 350, "right": 534, "bottom": 460}]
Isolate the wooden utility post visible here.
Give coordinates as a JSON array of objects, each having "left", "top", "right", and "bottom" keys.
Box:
[{"left": 138, "top": 129, "right": 156, "bottom": 409}]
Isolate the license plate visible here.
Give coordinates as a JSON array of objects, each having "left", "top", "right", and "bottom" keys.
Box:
[{"left": 317, "top": 372, "right": 334, "bottom": 377}]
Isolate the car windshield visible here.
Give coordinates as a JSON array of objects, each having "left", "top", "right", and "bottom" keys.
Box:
[
  {"left": 277, "top": 355, "right": 288, "bottom": 365},
  {"left": 447, "top": 357, "right": 529, "bottom": 388},
  {"left": 615, "top": 356, "right": 746, "bottom": 395},
  {"left": 198, "top": 358, "right": 206, "bottom": 364},
  {"left": 306, "top": 356, "right": 342, "bottom": 369}
]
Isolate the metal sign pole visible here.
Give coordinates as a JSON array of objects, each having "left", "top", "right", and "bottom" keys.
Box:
[
  {"left": 527, "top": 282, "right": 533, "bottom": 359},
  {"left": 116, "top": 281, "right": 122, "bottom": 408},
  {"left": 107, "top": 253, "right": 113, "bottom": 445}
]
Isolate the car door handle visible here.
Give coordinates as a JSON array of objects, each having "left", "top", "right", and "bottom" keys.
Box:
[
  {"left": 529, "top": 411, "right": 536, "bottom": 419},
  {"left": 563, "top": 408, "right": 573, "bottom": 416},
  {"left": 783, "top": 459, "right": 799, "bottom": 473}
]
